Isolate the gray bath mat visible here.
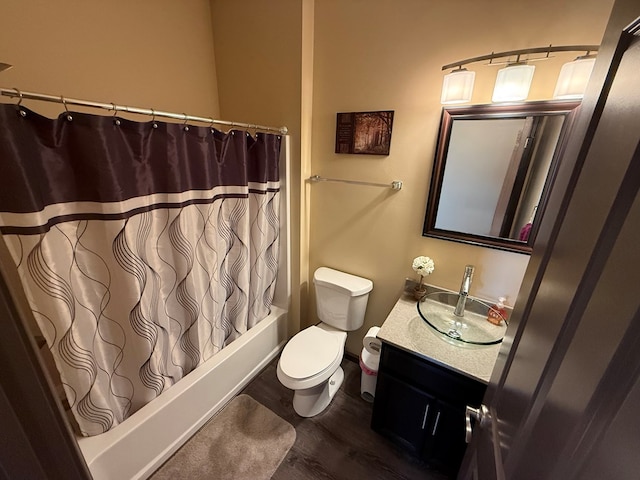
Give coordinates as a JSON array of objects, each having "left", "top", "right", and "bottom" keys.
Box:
[{"left": 150, "top": 394, "right": 296, "bottom": 480}]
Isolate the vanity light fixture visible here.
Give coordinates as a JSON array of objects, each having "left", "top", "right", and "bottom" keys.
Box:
[
  {"left": 441, "top": 67, "right": 475, "bottom": 104},
  {"left": 553, "top": 55, "right": 597, "bottom": 99},
  {"left": 492, "top": 61, "right": 536, "bottom": 102},
  {"left": 440, "top": 45, "right": 599, "bottom": 105}
]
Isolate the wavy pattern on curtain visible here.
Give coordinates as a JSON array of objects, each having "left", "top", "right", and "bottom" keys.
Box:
[{"left": 0, "top": 105, "right": 281, "bottom": 436}]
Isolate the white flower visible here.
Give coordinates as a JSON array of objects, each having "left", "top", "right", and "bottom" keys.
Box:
[{"left": 412, "top": 256, "right": 435, "bottom": 276}]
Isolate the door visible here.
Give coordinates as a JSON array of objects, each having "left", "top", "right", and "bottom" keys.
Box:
[
  {"left": 424, "top": 400, "right": 467, "bottom": 476},
  {"left": 459, "top": 6, "right": 640, "bottom": 480},
  {"left": 372, "top": 372, "right": 436, "bottom": 455}
]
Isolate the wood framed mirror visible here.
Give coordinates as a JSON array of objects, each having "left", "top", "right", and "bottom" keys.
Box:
[{"left": 423, "top": 100, "right": 581, "bottom": 254}]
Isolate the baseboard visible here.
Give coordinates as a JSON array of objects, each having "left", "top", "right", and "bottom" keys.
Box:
[{"left": 344, "top": 351, "right": 359, "bottom": 364}]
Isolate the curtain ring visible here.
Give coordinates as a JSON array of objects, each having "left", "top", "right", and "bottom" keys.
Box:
[
  {"left": 13, "top": 88, "right": 27, "bottom": 117},
  {"left": 111, "top": 103, "right": 121, "bottom": 126},
  {"left": 61, "top": 96, "right": 72, "bottom": 121},
  {"left": 209, "top": 118, "right": 215, "bottom": 133},
  {"left": 183, "top": 113, "right": 189, "bottom": 132},
  {"left": 151, "top": 108, "right": 158, "bottom": 129},
  {"left": 13, "top": 87, "right": 23, "bottom": 106}
]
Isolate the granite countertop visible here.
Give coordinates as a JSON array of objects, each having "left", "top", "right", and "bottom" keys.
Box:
[{"left": 377, "top": 295, "right": 502, "bottom": 384}]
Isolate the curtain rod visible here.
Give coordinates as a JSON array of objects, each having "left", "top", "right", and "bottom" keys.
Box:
[
  {"left": 0, "top": 87, "right": 288, "bottom": 135},
  {"left": 309, "top": 175, "right": 403, "bottom": 191}
]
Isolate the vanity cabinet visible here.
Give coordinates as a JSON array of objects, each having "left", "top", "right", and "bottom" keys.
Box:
[{"left": 371, "top": 343, "right": 486, "bottom": 477}]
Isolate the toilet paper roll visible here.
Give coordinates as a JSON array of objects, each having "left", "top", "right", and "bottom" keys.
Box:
[{"left": 363, "top": 326, "right": 381, "bottom": 355}]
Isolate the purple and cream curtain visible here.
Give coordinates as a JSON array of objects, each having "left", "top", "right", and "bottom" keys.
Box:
[{"left": 0, "top": 105, "right": 281, "bottom": 436}]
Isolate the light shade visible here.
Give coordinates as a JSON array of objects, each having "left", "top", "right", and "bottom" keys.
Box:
[
  {"left": 492, "top": 64, "right": 535, "bottom": 102},
  {"left": 441, "top": 68, "right": 475, "bottom": 104},
  {"left": 553, "top": 57, "right": 596, "bottom": 99}
]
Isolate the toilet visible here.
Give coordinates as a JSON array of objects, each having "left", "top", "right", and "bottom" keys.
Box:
[{"left": 277, "top": 267, "right": 373, "bottom": 417}]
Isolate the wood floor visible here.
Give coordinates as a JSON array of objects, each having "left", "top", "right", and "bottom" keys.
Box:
[{"left": 242, "top": 356, "right": 449, "bottom": 480}]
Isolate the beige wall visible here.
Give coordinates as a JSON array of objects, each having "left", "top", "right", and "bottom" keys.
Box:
[
  {"left": 0, "top": 0, "right": 219, "bottom": 118},
  {"left": 310, "top": 0, "right": 614, "bottom": 355}
]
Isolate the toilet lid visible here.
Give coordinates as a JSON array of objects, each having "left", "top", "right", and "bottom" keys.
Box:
[{"left": 280, "top": 326, "right": 342, "bottom": 380}]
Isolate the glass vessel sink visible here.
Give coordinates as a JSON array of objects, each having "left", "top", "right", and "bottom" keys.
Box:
[{"left": 417, "top": 292, "right": 508, "bottom": 346}]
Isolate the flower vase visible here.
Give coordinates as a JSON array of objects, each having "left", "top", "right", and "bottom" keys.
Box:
[{"left": 413, "top": 284, "right": 427, "bottom": 301}]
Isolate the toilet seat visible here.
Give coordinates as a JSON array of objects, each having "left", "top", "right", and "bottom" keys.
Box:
[
  {"left": 277, "top": 326, "right": 345, "bottom": 390},
  {"left": 279, "top": 326, "right": 342, "bottom": 379}
]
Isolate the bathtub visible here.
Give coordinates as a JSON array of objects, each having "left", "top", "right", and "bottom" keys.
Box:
[{"left": 76, "top": 305, "right": 288, "bottom": 480}]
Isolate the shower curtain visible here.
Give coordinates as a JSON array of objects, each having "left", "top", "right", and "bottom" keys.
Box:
[{"left": 0, "top": 104, "right": 281, "bottom": 436}]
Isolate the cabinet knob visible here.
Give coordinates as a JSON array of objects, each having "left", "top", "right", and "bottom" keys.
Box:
[{"left": 465, "top": 404, "right": 490, "bottom": 443}]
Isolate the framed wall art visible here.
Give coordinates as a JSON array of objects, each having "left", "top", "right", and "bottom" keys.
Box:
[{"left": 335, "top": 110, "right": 394, "bottom": 155}]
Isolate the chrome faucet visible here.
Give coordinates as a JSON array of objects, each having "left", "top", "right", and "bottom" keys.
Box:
[{"left": 454, "top": 265, "right": 475, "bottom": 317}]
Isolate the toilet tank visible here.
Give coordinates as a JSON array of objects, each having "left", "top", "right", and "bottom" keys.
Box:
[{"left": 313, "top": 267, "right": 373, "bottom": 331}]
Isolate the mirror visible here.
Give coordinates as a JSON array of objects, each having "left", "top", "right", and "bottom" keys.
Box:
[{"left": 423, "top": 100, "right": 580, "bottom": 254}]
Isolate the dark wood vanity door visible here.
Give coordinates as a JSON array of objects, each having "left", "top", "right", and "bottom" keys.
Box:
[
  {"left": 372, "top": 371, "right": 435, "bottom": 455},
  {"left": 422, "top": 399, "right": 467, "bottom": 477}
]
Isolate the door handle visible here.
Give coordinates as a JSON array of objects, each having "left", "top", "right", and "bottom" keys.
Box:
[
  {"left": 421, "top": 404, "right": 430, "bottom": 430},
  {"left": 431, "top": 410, "right": 441, "bottom": 436},
  {"left": 465, "top": 404, "right": 490, "bottom": 443}
]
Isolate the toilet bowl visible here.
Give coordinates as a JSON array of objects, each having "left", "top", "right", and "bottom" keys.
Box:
[
  {"left": 277, "top": 267, "right": 373, "bottom": 417},
  {"left": 277, "top": 324, "right": 347, "bottom": 417}
]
